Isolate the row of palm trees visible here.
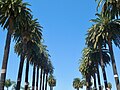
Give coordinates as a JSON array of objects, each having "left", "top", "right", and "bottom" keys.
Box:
[
  {"left": 4, "top": 75, "right": 56, "bottom": 90},
  {"left": 72, "top": 77, "right": 112, "bottom": 90},
  {"left": 78, "top": 0, "right": 120, "bottom": 90},
  {"left": 0, "top": 0, "right": 56, "bottom": 90}
]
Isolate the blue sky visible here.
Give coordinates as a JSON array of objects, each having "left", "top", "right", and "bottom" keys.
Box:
[{"left": 0, "top": 0, "right": 120, "bottom": 90}]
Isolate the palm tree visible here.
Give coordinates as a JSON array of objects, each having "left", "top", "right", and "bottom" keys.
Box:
[
  {"left": 91, "top": 49, "right": 110, "bottom": 90},
  {"left": 24, "top": 40, "right": 42, "bottom": 90},
  {"left": 79, "top": 48, "right": 96, "bottom": 90},
  {"left": 45, "top": 60, "right": 54, "bottom": 90},
  {"left": 26, "top": 43, "right": 41, "bottom": 90},
  {"left": 87, "top": 13, "right": 120, "bottom": 89},
  {"left": 39, "top": 44, "right": 50, "bottom": 90},
  {"left": 0, "top": 0, "right": 31, "bottom": 89},
  {"left": 86, "top": 20, "right": 109, "bottom": 89},
  {"left": 14, "top": 17, "right": 42, "bottom": 90},
  {"left": 48, "top": 74, "right": 56, "bottom": 90},
  {"left": 41, "top": 49, "right": 51, "bottom": 90},
  {"left": 73, "top": 78, "right": 83, "bottom": 90},
  {"left": 5, "top": 79, "right": 15, "bottom": 90},
  {"left": 79, "top": 47, "right": 111, "bottom": 89},
  {"left": 95, "top": 0, "right": 120, "bottom": 19}
]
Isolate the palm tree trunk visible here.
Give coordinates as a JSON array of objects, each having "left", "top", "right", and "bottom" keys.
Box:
[
  {"left": 108, "top": 39, "right": 120, "bottom": 90},
  {"left": 45, "top": 72, "right": 48, "bottom": 90},
  {"left": 0, "top": 19, "right": 13, "bottom": 90},
  {"left": 39, "top": 68, "right": 43, "bottom": 90},
  {"left": 32, "top": 64, "right": 36, "bottom": 90},
  {"left": 25, "top": 60, "right": 29, "bottom": 90},
  {"left": 102, "top": 68, "right": 108, "bottom": 90},
  {"left": 96, "top": 63, "right": 101, "bottom": 90},
  {"left": 42, "top": 70, "right": 45, "bottom": 90},
  {"left": 77, "top": 88, "right": 79, "bottom": 90},
  {"left": 36, "top": 66, "right": 39, "bottom": 90},
  {"left": 16, "top": 53, "right": 25, "bottom": 90},
  {"left": 98, "top": 43, "right": 108, "bottom": 89},
  {"left": 86, "top": 74, "right": 91, "bottom": 90},
  {"left": 93, "top": 73, "right": 97, "bottom": 90}
]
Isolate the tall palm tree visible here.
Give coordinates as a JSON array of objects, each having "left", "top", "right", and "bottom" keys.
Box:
[
  {"left": 14, "top": 17, "right": 42, "bottom": 90},
  {"left": 79, "top": 48, "right": 96, "bottom": 90},
  {"left": 0, "top": 0, "right": 31, "bottom": 89},
  {"left": 27, "top": 43, "right": 41, "bottom": 90},
  {"left": 73, "top": 78, "right": 83, "bottom": 90},
  {"left": 86, "top": 20, "right": 109, "bottom": 89},
  {"left": 39, "top": 44, "right": 50, "bottom": 90},
  {"left": 87, "top": 13, "right": 120, "bottom": 89},
  {"left": 48, "top": 74, "right": 56, "bottom": 90},
  {"left": 91, "top": 48, "right": 110, "bottom": 90},
  {"left": 79, "top": 47, "right": 110, "bottom": 89},
  {"left": 45, "top": 60, "right": 54, "bottom": 90},
  {"left": 24, "top": 39, "right": 42, "bottom": 90}
]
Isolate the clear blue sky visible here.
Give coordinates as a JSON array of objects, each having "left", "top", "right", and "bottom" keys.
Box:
[{"left": 0, "top": 0, "right": 120, "bottom": 90}]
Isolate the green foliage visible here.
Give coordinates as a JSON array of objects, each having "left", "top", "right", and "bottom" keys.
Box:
[
  {"left": 79, "top": 47, "right": 110, "bottom": 78},
  {"left": 79, "top": 47, "right": 96, "bottom": 77},
  {"left": 5, "top": 79, "right": 15, "bottom": 89},
  {"left": 73, "top": 78, "right": 83, "bottom": 89},
  {"left": 0, "top": 0, "right": 31, "bottom": 30},
  {"left": 86, "top": 13, "right": 120, "bottom": 49},
  {"left": 48, "top": 74, "right": 56, "bottom": 87},
  {"left": 107, "top": 82, "right": 112, "bottom": 89},
  {"left": 95, "top": 0, "right": 120, "bottom": 19}
]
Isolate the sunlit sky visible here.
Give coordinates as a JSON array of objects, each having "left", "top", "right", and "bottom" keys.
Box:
[{"left": 0, "top": 0, "right": 120, "bottom": 90}]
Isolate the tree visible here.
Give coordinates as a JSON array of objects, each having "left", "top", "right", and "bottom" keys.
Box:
[
  {"left": 107, "top": 82, "right": 112, "bottom": 90},
  {"left": 14, "top": 18, "right": 42, "bottom": 90},
  {"left": 73, "top": 78, "right": 83, "bottom": 90},
  {"left": 87, "top": 13, "right": 120, "bottom": 89},
  {"left": 5, "top": 79, "right": 15, "bottom": 90},
  {"left": 48, "top": 74, "right": 56, "bottom": 90},
  {"left": 45, "top": 60, "right": 54, "bottom": 90},
  {"left": 79, "top": 47, "right": 110, "bottom": 90},
  {"left": 90, "top": 48, "right": 110, "bottom": 90},
  {"left": 0, "top": 0, "right": 31, "bottom": 89},
  {"left": 79, "top": 48, "right": 95, "bottom": 90}
]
